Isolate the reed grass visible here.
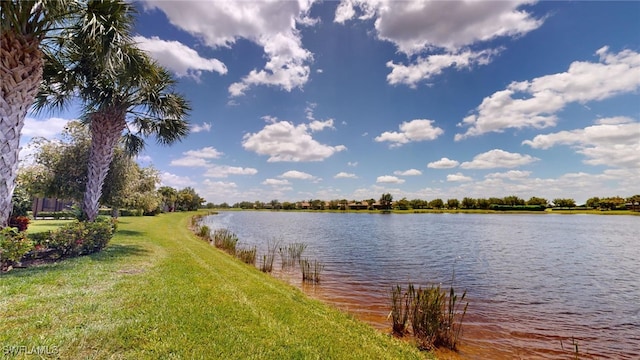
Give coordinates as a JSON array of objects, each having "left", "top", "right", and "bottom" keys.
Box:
[
  {"left": 390, "top": 282, "right": 467, "bottom": 351},
  {"left": 259, "top": 239, "right": 279, "bottom": 273},
  {"left": 212, "top": 228, "right": 238, "bottom": 255},
  {"left": 300, "top": 258, "right": 324, "bottom": 283},
  {"left": 197, "top": 225, "right": 211, "bottom": 239},
  {"left": 279, "top": 242, "right": 307, "bottom": 268},
  {"left": 236, "top": 246, "right": 257, "bottom": 265}
]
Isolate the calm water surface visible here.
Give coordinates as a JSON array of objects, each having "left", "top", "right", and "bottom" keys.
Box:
[{"left": 203, "top": 212, "right": 640, "bottom": 359}]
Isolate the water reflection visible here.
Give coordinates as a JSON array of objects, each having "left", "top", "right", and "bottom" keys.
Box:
[{"left": 204, "top": 212, "right": 640, "bottom": 359}]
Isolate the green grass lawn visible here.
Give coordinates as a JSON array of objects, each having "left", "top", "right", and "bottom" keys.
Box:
[
  {"left": 26, "top": 219, "right": 74, "bottom": 234},
  {"left": 1, "top": 212, "right": 428, "bottom": 359}
]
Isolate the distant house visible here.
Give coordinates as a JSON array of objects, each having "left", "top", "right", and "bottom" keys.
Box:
[{"left": 32, "top": 197, "right": 74, "bottom": 217}]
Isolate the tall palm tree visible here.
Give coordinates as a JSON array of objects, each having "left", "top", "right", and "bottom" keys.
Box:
[
  {"left": 36, "top": 4, "right": 190, "bottom": 221},
  {"left": 1, "top": 0, "right": 134, "bottom": 227},
  {"left": 0, "top": 0, "right": 78, "bottom": 227}
]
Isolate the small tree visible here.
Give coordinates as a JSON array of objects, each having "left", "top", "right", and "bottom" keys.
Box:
[
  {"left": 447, "top": 198, "right": 459, "bottom": 209},
  {"left": 379, "top": 193, "right": 393, "bottom": 210}
]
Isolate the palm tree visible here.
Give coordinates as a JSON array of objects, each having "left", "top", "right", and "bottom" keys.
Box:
[
  {"left": 0, "top": 0, "right": 79, "bottom": 227},
  {"left": 0, "top": 0, "right": 137, "bottom": 226},
  {"left": 35, "top": 2, "right": 190, "bottom": 221}
]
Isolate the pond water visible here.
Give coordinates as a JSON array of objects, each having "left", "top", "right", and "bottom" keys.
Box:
[{"left": 202, "top": 211, "right": 640, "bottom": 359}]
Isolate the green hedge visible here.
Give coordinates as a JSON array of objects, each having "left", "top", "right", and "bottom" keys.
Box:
[{"left": 489, "top": 205, "right": 546, "bottom": 211}]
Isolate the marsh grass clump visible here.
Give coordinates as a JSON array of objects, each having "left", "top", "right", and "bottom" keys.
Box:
[
  {"left": 279, "top": 242, "right": 307, "bottom": 268},
  {"left": 300, "top": 258, "right": 324, "bottom": 283},
  {"left": 236, "top": 246, "right": 257, "bottom": 265},
  {"left": 213, "top": 228, "right": 238, "bottom": 255},
  {"left": 197, "top": 225, "right": 211, "bottom": 239},
  {"left": 260, "top": 239, "right": 279, "bottom": 273},
  {"left": 390, "top": 282, "right": 467, "bottom": 351},
  {"left": 390, "top": 284, "right": 411, "bottom": 336}
]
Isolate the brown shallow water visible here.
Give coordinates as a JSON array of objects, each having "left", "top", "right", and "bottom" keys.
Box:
[{"left": 205, "top": 212, "right": 640, "bottom": 359}]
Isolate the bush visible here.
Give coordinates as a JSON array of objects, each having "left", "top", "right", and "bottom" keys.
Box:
[
  {"left": 46, "top": 219, "right": 115, "bottom": 257},
  {"left": 0, "top": 227, "right": 33, "bottom": 270},
  {"left": 9, "top": 216, "right": 30, "bottom": 231},
  {"left": 35, "top": 211, "right": 76, "bottom": 219}
]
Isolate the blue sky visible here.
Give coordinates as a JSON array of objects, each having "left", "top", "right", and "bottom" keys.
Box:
[{"left": 21, "top": 1, "right": 640, "bottom": 205}]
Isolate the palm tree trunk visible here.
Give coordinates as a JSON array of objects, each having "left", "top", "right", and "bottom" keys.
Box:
[
  {"left": 82, "top": 110, "right": 126, "bottom": 221},
  {"left": 0, "top": 32, "right": 43, "bottom": 227}
]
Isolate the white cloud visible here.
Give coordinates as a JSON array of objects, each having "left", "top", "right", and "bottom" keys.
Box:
[
  {"left": 447, "top": 172, "right": 473, "bottom": 182},
  {"left": 21, "top": 117, "right": 70, "bottom": 139},
  {"left": 394, "top": 169, "right": 422, "bottom": 176},
  {"left": 347, "top": 161, "right": 358, "bottom": 167},
  {"left": 523, "top": 117, "right": 640, "bottom": 169},
  {"left": 308, "top": 119, "right": 335, "bottom": 132},
  {"left": 335, "top": 0, "right": 542, "bottom": 86},
  {"left": 170, "top": 157, "right": 210, "bottom": 167},
  {"left": 456, "top": 47, "right": 640, "bottom": 140},
  {"left": 183, "top": 146, "right": 223, "bottom": 159},
  {"left": 204, "top": 165, "right": 258, "bottom": 178},
  {"left": 376, "top": 175, "right": 405, "bottom": 184},
  {"left": 280, "top": 170, "right": 315, "bottom": 180},
  {"left": 375, "top": 119, "right": 443, "bottom": 147},
  {"left": 142, "top": 1, "right": 314, "bottom": 96},
  {"left": 160, "top": 172, "right": 196, "bottom": 188},
  {"left": 334, "top": 172, "right": 358, "bottom": 179},
  {"left": 427, "top": 157, "right": 460, "bottom": 169},
  {"left": 485, "top": 170, "right": 532, "bottom": 180},
  {"left": 134, "top": 35, "right": 227, "bottom": 81},
  {"left": 262, "top": 178, "right": 291, "bottom": 186},
  {"left": 242, "top": 120, "right": 346, "bottom": 162},
  {"left": 191, "top": 122, "right": 212, "bottom": 133},
  {"left": 460, "top": 149, "right": 539, "bottom": 169},
  {"left": 171, "top": 146, "right": 223, "bottom": 167},
  {"left": 335, "top": 0, "right": 542, "bottom": 53},
  {"left": 387, "top": 48, "right": 501, "bottom": 87}
]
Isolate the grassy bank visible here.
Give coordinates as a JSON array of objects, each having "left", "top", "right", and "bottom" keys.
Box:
[{"left": 1, "top": 212, "right": 427, "bottom": 359}]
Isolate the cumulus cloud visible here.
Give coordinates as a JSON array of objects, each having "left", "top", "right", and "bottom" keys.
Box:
[
  {"left": 427, "top": 157, "right": 460, "bottom": 169},
  {"left": 134, "top": 35, "right": 227, "bottom": 81},
  {"left": 161, "top": 172, "right": 196, "bottom": 188},
  {"left": 263, "top": 178, "right": 291, "bottom": 186},
  {"left": 204, "top": 165, "right": 258, "bottom": 178},
  {"left": 335, "top": 0, "right": 543, "bottom": 86},
  {"left": 280, "top": 170, "right": 315, "bottom": 180},
  {"left": 335, "top": 172, "right": 358, "bottom": 179},
  {"left": 387, "top": 48, "right": 501, "bottom": 87},
  {"left": 242, "top": 120, "right": 346, "bottom": 162},
  {"left": 376, "top": 175, "right": 405, "bottom": 184},
  {"left": 485, "top": 170, "right": 532, "bottom": 180},
  {"left": 183, "top": 146, "right": 223, "bottom": 159},
  {"left": 447, "top": 172, "right": 473, "bottom": 182},
  {"left": 523, "top": 117, "right": 640, "bottom": 169},
  {"left": 375, "top": 119, "right": 443, "bottom": 147},
  {"left": 191, "top": 122, "right": 212, "bottom": 133},
  {"left": 171, "top": 146, "right": 223, "bottom": 166},
  {"left": 142, "top": 1, "right": 314, "bottom": 96},
  {"left": 21, "top": 117, "right": 70, "bottom": 139},
  {"left": 460, "top": 149, "right": 539, "bottom": 169},
  {"left": 456, "top": 47, "right": 640, "bottom": 140},
  {"left": 394, "top": 169, "right": 422, "bottom": 176}
]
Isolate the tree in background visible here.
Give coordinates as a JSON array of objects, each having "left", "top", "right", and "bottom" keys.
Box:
[
  {"left": 395, "top": 197, "right": 410, "bottom": 210},
  {"left": 552, "top": 198, "right": 576, "bottom": 208},
  {"left": 461, "top": 197, "right": 476, "bottom": 209},
  {"left": 158, "top": 186, "right": 178, "bottom": 212},
  {"left": 447, "top": 198, "right": 460, "bottom": 209},
  {"left": 526, "top": 197, "right": 548, "bottom": 206},
  {"left": 176, "top": 187, "right": 204, "bottom": 211},
  {"left": 627, "top": 195, "right": 640, "bottom": 212},
  {"left": 379, "top": 193, "right": 393, "bottom": 210},
  {"left": 428, "top": 198, "right": 444, "bottom": 209}
]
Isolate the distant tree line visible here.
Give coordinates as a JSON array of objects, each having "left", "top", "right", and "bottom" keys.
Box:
[{"left": 215, "top": 193, "right": 640, "bottom": 212}]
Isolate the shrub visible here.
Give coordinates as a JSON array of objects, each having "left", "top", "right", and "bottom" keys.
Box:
[
  {"left": 9, "top": 216, "right": 30, "bottom": 231},
  {"left": 46, "top": 219, "right": 115, "bottom": 257},
  {"left": 197, "top": 225, "right": 211, "bottom": 239},
  {"left": 0, "top": 227, "right": 33, "bottom": 270},
  {"left": 34, "top": 211, "right": 76, "bottom": 219}
]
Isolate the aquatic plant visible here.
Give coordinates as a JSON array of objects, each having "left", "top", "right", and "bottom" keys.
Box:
[
  {"left": 197, "top": 225, "right": 211, "bottom": 239},
  {"left": 260, "top": 238, "right": 279, "bottom": 273},
  {"left": 390, "top": 282, "right": 467, "bottom": 351},
  {"left": 300, "top": 258, "right": 324, "bottom": 283},
  {"left": 236, "top": 246, "right": 257, "bottom": 265},
  {"left": 279, "top": 242, "right": 307, "bottom": 268},
  {"left": 212, "top": 228, "right": 238, "bottom": 255}
]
